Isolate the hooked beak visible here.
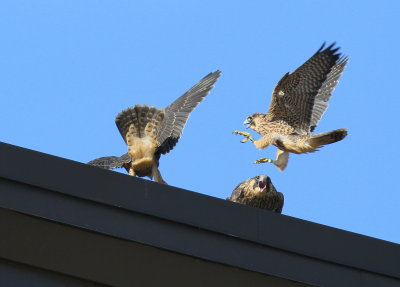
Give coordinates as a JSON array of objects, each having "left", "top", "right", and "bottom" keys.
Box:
[
  {"left": 243, "top": 119, "right": 252, "bottom": 129},
  {"left": 258, "top": 175, "right": 269, "bottom": 192}
]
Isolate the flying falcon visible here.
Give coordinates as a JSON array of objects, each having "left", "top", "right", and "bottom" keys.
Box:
[
  {"left": 227, "top": 175, "right": 284, "bottom": 213},
  {"left": 88, "top": 70, "right": 221, "bottom": 184},
  {"left": 233, "top": 43, "right": 348, "bottom": 171}
]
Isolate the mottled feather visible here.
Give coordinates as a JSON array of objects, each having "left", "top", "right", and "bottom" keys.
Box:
[
  {"left": 237, "top": 43, "right": 348, "bottom": 171},
  {"left": 267, "top": 43, "right": 347, "bottom": 134},
  {"left": 228, "top": 175, "right": 284, "bottom": 213},
  {"left": 310, "top": 56, "right": 348, "bottom": 131},
  {"left": 87, "top": 153, "right": 131, "bottom": 171},
  {"left": 115, "top": 105, "right": 164, "bottom": 145}
]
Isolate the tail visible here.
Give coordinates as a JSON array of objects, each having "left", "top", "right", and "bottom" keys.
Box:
[
  {"left": 115, "top": 104, "right": 164, "bottom": 141},
  {"left": 308, "top": 128, "right": 347, "bottom": 149}
]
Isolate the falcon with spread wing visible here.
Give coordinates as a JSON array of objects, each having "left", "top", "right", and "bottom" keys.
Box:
[
  {"left": 227, "top": 175, "right": 284, "bottom": 213},
  {"left": 234, "top": 43, "right": 348, "bottom": 171},
  {"left": 88, "top": 70, "right": 221, "bottom": 184}
]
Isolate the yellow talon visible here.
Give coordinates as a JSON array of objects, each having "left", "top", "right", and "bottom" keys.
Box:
[
  {"left": 233, "top": 130, "right": 250, "bottom": 136},
  {"left": 233, "top": 130, "right": 254, "bottom": 143},
  {"left": 254, "top": 158, "right": 273, "bottom": 164}
]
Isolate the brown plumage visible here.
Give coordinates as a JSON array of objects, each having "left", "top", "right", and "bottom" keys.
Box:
[
  {"left": 227, "top": 175, "right": 284, "bottom": 213},
  {"left": 88, "top": 70, "right": 221, "bottom": 183},
  {"left": 234, "top": 43, "right": 348, "bottom": 171}
]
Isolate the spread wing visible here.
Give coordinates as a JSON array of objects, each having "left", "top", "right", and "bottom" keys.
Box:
[
  {"left": 309, "top": 57, "right": 348, "bottom": 131},
  {"left": 156, "top": 70, "right": 221, "bottom": 154},
  {"left": 267, "top": 43, "right": 347, "bottom": 134},
  {"left": 87, "top": 153, "right": 131, "bottom": 170}
]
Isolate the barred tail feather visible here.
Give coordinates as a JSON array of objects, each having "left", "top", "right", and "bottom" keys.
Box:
[
  {"left": 116, "top": 104, "right": 164, "bottom": 142},
  {"left": 308, "top": 128, "right": 347, "bottom": 149}
]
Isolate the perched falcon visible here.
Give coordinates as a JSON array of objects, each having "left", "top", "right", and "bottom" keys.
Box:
[
  {"left": 234, "top": 43, "right": 348, "bottom": 171},
  {"left": 227, "top": 175, "right": 284, "bottom": 213},
  {"left": 88, "top": 70, "right": 221, "bottom": 184}
]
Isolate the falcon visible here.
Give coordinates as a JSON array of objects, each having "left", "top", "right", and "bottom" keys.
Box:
[
  {"left": 227, "top": 175, "right": 284, "bottom": 213},
  {"left": 88, "top": 70, "right": 221, "bottom": 184},
  {"left": 233, "top": 43, "right": 348, "bottom": 171}
]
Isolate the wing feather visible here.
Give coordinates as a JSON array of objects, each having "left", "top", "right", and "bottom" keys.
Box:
[
  {"left": 87, "top": 153, "right": 131, "bottom": 170},
  {"left": 156, "top": 70, "right": 221, "bottom": 154},
  {"left": 275, "top": 192, "right": 284, "bottom": 213},
  {"left": 310, "top": 56, "right": 348, "bottom": 131},
  {"left": 227, "top": 178, "right": 252, "bottom": 202},
  {"left": 267, "top": 43, "right": 347, "bottom": 133}
]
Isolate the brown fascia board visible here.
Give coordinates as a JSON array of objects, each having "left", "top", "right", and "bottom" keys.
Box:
[{"left": 0, "top": 141, "right": 400, "bottom": 287}]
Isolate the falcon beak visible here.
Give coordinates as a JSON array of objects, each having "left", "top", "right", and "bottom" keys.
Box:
[
  {"left": 244, "top": 119, "right": 251, "bottom": 129},
  {"left": 258, "top": 175, "right": 268, "bottom": 192}
]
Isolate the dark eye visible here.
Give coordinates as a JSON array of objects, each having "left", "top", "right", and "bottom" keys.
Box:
[{"left": 248, "top": 116, "right": 253, "bottom": 122}]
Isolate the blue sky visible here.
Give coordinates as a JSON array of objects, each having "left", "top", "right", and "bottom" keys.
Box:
[{"left": 1, "top": 1, "right": 399, "bottom": 243}]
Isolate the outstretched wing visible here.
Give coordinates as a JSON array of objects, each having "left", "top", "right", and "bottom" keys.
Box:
[
  {"left": 87, "top": 153, "right": 131, "bottom": 170},
  {"left": 309, "top": 56, "right": 348, "bottom": 131},
  {"left": 156, "top": 70, "right": 221, "bottom": 154},
  {"left": 267, "top": 43, "right": 347, "bottom": 133}
]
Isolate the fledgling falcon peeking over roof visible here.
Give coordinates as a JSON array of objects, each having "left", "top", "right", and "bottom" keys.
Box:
[
  {"left": 227, "top": 175, "right": 284, "bottom": 213},
  {"left": 234, "top": 43, "right": 348, "bottom": 171},
  {"left": 88, "top": 70, "right": 221, "bottom": 184}
]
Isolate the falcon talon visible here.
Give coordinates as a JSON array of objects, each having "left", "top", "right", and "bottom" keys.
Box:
[
  {"left": 253, "top": 158, "right": 273, "bottom": 164},
  {"left": 232, "top": 130, "right": 248, "bottom": 136},
  {"left": 233, "top": 130, "right": 254, "bottom": 143},
  {"left": 242, "top": 136, "right": 254, "bottom": 143}
]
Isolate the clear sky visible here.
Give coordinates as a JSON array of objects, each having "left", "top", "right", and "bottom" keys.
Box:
[{"left": 1, "top": 1, "right": 399, "bottom": 243}]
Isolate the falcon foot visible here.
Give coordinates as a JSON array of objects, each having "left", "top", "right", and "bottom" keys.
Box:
[
  {"left": 253, "top": 158, "right": 273, "bottom": 164},
  {"left": 233, "top": 130, "right": 254, "bottom": 143}
]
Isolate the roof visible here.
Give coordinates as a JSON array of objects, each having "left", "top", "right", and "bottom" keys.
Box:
[{"left": 0, "top": 141, "right": 399, "bottom": 287}]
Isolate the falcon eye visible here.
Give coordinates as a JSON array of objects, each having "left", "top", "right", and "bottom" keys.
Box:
[{"left": 247, "top": 116, "right": 253, "bottom": 122}]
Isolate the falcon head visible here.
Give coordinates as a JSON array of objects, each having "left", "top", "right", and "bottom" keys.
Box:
[
  {"left": 244, "top": 113, "right": 263, "bottom": 129},
  {"left": 254, "top": 174, "right": 272, "bottom": 193}
]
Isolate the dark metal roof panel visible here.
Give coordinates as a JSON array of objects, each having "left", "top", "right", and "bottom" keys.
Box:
[{"left": 1, "top": 141, "right": 400, "bottom": 286}]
